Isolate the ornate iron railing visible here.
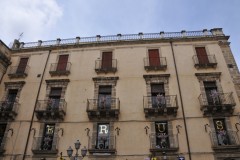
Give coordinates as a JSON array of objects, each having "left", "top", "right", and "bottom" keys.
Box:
[
  {"left": 149, "top": 133, "right": 179, "bottom": 151},
  {"left": 144, "top": 57, "right": 167, "bottom": 70},
  {"left": 95, "top": 59, "right": 117, "bottom": 73},
  {"left": 193, "top": 55, "right": 217, "bottom": 67},
  {"left": 8, "top": 66, "right": 30, "bottom": 78},
  {"left": 32, "top": 136, "right": 59, "bottom": 153},
  {"left": 209, "top": 131, "right": 240, "bottom": 147},
  {"left": 144, "top": 95, "right": 178, "bottom": 109},
  {"left": 88, "top": 135, "right": 116, "bottom": 153},
  {"left": 49, "top": 62, "right": 71, "bottom": 75},
  {"left": 15, "top": 30, "right": 216, "bottom": 49},
  {"left": 0, "top": 101, "right": 19, "bottom": 120},
  {"left": 87, "top": 98, "right": 120, "bottom": 111}
]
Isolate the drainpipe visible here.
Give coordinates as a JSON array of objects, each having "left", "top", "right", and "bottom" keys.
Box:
[
  {"left": 170, "top": 41, "right": 192, "bottom": 160},
  {"left": 22, "top": 50, "right": 51, "bottom": 160}
]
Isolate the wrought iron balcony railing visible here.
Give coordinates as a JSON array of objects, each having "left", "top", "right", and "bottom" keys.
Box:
[
  {"left": 95, "top": 59, "right": 117, "bottom": 73},
  {"left": 0, "top": 136, "right": 8, "bottom": 155},
  {"left": 35, "top": 99, "right": 67, "bottom": 120},
  {"left": 0, "top": 101, "right": 19, "bottom": 120},
  {"left": 8, "top": 66, "right": 29, "bottom": 78},
  {"left": 49, "top": 62, "right": 71, "bottom": 76},
  {"left": 209, "top": 131, "right": 240, "bottom": 151},
  {"left": 88, "top": 135, "right": 116, "bottom": 154},
  {"left": 150, "top": 133, "right": 179, "bottom": 152},
  {"left": 143, "top": 95, "right": 178, "bottom": 117},
  {"left": 193, "top": 55, "right": 217, "bottom": 68},
  {"left": 32, "top": 136, "right": 59, "bottom": 154},
  {"left": 87, "top": 98, "right": 120, "bottom": 120},
  {"left": 144, "top": 57, "right": 167, "bottom": 71},
  {"left": 198, "top": 92, "right": 235, "bottom": 116}
]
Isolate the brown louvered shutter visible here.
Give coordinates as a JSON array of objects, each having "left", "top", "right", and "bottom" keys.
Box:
[
  {"left": 148, "top": 49, "right": 160, "bottom": 67},
  {"left": 56, "top": 55, "right": 69, "bottom": 71},
  {"left": 16, "top": 58, "right": 28, "bottom": 73},
  {"left": 195, "top": 47, "right": 209, "bottom": 64},
  {"left": 102, "top": 52, "right": 112, "bottom": 69}
]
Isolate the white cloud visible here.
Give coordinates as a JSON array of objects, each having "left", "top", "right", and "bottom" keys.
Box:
[{"left": 0, "top": 0, "right": 63, "bottom": 45}]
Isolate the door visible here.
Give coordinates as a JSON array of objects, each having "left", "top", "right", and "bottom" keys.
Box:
[
  {"left": 48, "top": 88, "right": 62, "bottom": 110},
  {"left": 155, "top": 122, "right": 169, "bottom": 148},
  {"left": 213, "top": 119, "right": 230, "bottom": 145},
  {"left": 195, "top": 47, "right": 209, "bottom": 64},
  {"left": 148, "top": 49, "right": 160, "bottom": 67},
  {"left": 151, "top": 84, "right": 165, "bottom": 108},
  {"left": 102, "top": 52, "right": 112, "bottom": 69},
  {"left": 6, "top": 89, "right": 18, "bottom": 110},
  {"left": 98, "top": 86, "right": 112, "bottom": 109},
  {"left": 204, "top": 81, "right": 220, "bottom": 105},
  {"left": 41, "top": 124, "right": 55, "bottom": 150},
  {"left": 56, "top": 55, "right": 69, "bottom": 71},
  {"left": 16, "top": 58, "right": 28, "bottom": 74}
]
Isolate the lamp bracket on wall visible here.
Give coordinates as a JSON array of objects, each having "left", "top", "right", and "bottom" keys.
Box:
[
  {"left": 7, "top": 128, "right": 13, "bottom": 137},
  {"left": 144, "top": 126, "right": 149, "bottom": 135},
  {"left": 176, "top": 125, "right": 182, "bottom": 134},
  {"left": 57, "top": 128, "right": 64, "bottom": 136},
  {"left": 85, "top": 128, "right": 90, "bottom": 136},
  {"left": 115, "top": 127, "right": 120, "bottom": 136},
  {"left": 204, "top": 124, "right": 210, "bottom": 133},
  {"left": 31, "top": 128, "right": 36, "bottom": 136}
]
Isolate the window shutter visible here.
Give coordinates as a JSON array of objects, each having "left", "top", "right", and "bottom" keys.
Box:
[
  {"left": 109, "top": 122, "right": 114, "bottom": 149},
  {"left": 16, "top": 58, "right": 28, "bottom": 73},
  {"left": 49, "top": 88, "right": 62, "bottom": 96},
  {"left": 92, "top": 123, "right": 97, "bottom": 149},
  {"left": 56, "top": 55, "right": 69, "bottom": 71},
  {"left": 148, "top": 49, "right": 160, "bottom": 67},
  {"left": 150, "top": 122, "right": 156, "bottom": 149},
  {"left": 168, "top": 121, "right": 175, "bottom": 148},
  {"left": 195, "top": 47, "right": 209, "bottom": 64},
  {"left": 102, "top": 52, "right": 112, "bottom": 69}
]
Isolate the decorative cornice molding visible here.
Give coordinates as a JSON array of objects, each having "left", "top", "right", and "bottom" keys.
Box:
[
  {"left": 92, "top": 76, "right": 119, "bottom": 81},
  {"left": 45, "top": 79, "right": 70, "bottom": 84},
  {"left": 143, "top": 74, "right": 170, "bottom": 79}
]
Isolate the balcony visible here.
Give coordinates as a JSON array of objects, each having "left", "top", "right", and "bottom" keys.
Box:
[
  {"left": 87, "top": 98, "right": 120, "bottom": 120},
  {"left": 8, "top": 66, "right": 29, "bottom": 78},
  {"left": 209, "top": 131, "right": 240, "bottom": 152},
  {"left": 143, "top": 95, "right": 178, "bottom": 118},
  {"left": 0, "top": 137, "right": 8, "bottom": 155},
  {"left": 88, "top": 135, "right": 116, "bottom": 154},
  {"left": 150, "top": 133, "right": 179, "bottom": 153},
  {"left": 35, "top": 99, "right": 66, "bottom": 120},
  {"left": 193, "top": 55, "right": 217, "bottom": 68},
  {"left": 0, "top": 101, "right": 19, "bottom": 120},
  {"left": 198, "top": 92, "right": 235, "bottom": 116},
  {"left": 49, "top": 62, "right": 71, "bottom": 76},
  {"left": 144, "top": 57, "right": 167, "bottom": 71},
  {"left": 95, "top": 59, "right": 117, "bottom": 73},
  {"left": 32, "top": 136, "right": 59, "bottom": 154}
]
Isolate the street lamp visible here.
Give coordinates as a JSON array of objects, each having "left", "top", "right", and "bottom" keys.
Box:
[{"left": 67, "top": 140, "right": 87, "bottom": 160}]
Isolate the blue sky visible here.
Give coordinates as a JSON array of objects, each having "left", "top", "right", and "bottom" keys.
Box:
[{"left": 0, "top": 0, "right": 240, "bottom": 66}]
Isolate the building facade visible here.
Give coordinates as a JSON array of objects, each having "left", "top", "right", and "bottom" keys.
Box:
[{"left": 0, "top": 28, "right": 240, "bottom": 160}]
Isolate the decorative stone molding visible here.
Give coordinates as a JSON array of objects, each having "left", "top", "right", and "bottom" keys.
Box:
[
  {"left": 2, "top": 81, "right": 25, "bottom": 101},
  {"left": 45, "top": 79, "right": 69, "bottom": 100}
]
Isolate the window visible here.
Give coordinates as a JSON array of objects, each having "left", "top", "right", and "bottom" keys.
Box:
[
  {"left": 96, "top": 123, "right": 110, "bottom": 149},
  {"left": 56, "top": 55, "right": 69, "bottom": 71},
  {"left": 6, "top": 89, "right": 18, "bottom": 110},
  {"left": 151, "top": 84, "right": 166, "bottom": 108},
  {"left": 195, "top": 47, "right": 209, "bottom": 64},
  {"left": 98, "top": 86, "right": 112, "bottom": 109},
  {"left": 148, "top": 49, "right": 160, "bottom": 67},
  {"left": 102, "top": 52, "right": 112, "bottom": 69},
  {"left": 213, "top": 119, "right": 230, "bottom": 145},
  {"left": 41, "top": 124, "right": 55, "bottom": 150},
  {"left": 16, "top": 57, "right": 28, "bottom": 74},
  {"left": 0, "top": 124, "right": 6, "bottom": 147},
  {"left": 155, "top": 122, "right": 169, "bottom": 148},
  {"left": 204, "top": 81, "right": 220, "bottom": 105},
  {"left": 48, "top": 87, "right": 62, "bottom": 110}
]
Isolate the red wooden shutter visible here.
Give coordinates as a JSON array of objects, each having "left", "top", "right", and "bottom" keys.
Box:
[
  {"left": 195, "top": 47, "right": 209, "bottom": 64},
  {"left": 56, "top": 55, "right": 69, "bottom": 71},
  {"left": 16, "top": 58, "right": 28, "bottom": 73},
  {"left": 102, "top": 52, "right": 112, "bottom": 69},
  {"left": 148, "top": 49, "right": 160, "bottom": 67}
]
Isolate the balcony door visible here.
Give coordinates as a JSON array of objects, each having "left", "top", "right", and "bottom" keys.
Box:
[
  {"left": 56, "top": 55, "right": 69, "bottom": 71},
  {"left": 98, "top": 86, "right": 112, "bottom": 109},
  {"left": 204, "top": 81, "right": 220, "bottom": 105},
  {"left": 155, "top": 122, "right": 169, "bottom": 148},
  {"left": 41, "top": 124, "right": 55, "bottom": 150},
  {"left": 6, "top": 89, "right": 18, "bottom": 110},
  {"left": 213, "top": 119, "right": 230, "bottom": 145},
  {"left": 48, "top": 87, "right": 62, "bottom": 110},
  {"left": 102, "top": 52, "right": 112, "bottom": 69},
  {"left": 96, "top": 123, "right": 110, "bottom": 149},
  {"left": 0, "top": 124, "right": 6, "bottom": 147},
  {"left": 151, "top": 84, "right": 165, "bottom": 108},
  {"left": 195, "top": 47, "right": 209, "bottom": 64},
  {"left": 16, "top": 57, "right": 28, "bottom": 74},
  {"left": 148, "top": 49, "right": 160, "bottom": 67}
]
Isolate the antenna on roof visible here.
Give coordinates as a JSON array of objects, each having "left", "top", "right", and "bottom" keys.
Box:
[{"left": 18, "top": 32, "right": 24, "bottom": 41}]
